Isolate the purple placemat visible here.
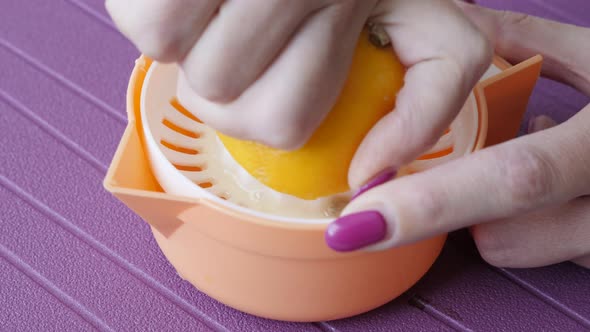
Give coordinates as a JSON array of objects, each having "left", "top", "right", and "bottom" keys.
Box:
[{"left": 0, "top": 1, "right": 588, "bottom": 331}]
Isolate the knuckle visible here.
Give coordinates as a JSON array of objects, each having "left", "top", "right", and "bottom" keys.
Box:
[
  {"left": 197, "top": 82, "right": 238, "bottom": 104},
  {"left": 444, "top": 28, "right": 493, "bottom": 90},
  {"left": 186, "top": 68, "right": 241, "bottom": 103},
  {"left": 326, "top": 0, "right": 357, "bottom": 18},
  {"left": 497, "top": 12, "right": 536, "bottom": 49},
  {"left": 137, "top": 31, "right": 184, "bottom": 61},
  {"left": 501, "top": 11, "right": 533, "bottom": 29},
  {"left": 470, "top": 31, "right": 494, "bottom": 71},
  {"left": 498, "top": 147, "right": 557, "bottom": 209},
  {"left": 108, "top": 0, "right": 191, "bottom": 61},
  {"left": 445, "top": 51, "right": 483, "bottom": 94}
]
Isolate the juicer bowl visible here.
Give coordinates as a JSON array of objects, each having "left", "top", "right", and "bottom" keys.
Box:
[{"left": 104, "top": 54, "right": 541, "bottom": 321}]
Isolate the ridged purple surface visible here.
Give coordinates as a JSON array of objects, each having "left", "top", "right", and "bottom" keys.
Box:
[{"left": 0, "top": 0, "right": 588, "bottom": 331}]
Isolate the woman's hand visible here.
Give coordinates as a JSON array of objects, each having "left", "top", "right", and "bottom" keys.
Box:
[
  {"left": 106, "top": 0, "right": 491, "bottom": 158},
  {"left": 106, "top": 0, "right": 377, "bottom": 148},
  {"left": 326, "top": 2, "right": 590, "bottom": 270}
]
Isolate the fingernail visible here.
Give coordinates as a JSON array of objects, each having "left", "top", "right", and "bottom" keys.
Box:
[
  {"left": 351, "top": 169, "right": 397, "bottom": 200},
  {"left": 325, "top": 211, "right": 388, "bottom": 252}
]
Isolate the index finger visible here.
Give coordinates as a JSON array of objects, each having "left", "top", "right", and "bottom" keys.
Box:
[{"left": 338, "top": 106, "right": 590, "bottom": 250}]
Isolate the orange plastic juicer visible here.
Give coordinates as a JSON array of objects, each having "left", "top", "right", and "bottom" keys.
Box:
[{"left": 104, "top": 28, "right": 542, "bottom": 322}]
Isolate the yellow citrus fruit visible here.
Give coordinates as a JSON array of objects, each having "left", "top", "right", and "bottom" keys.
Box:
[{"left": 217, "top": 28, "right": 405, "bottom": 200}]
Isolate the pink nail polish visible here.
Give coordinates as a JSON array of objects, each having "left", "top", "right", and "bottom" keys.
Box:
[
  {"left": 325, "top": 211, "right": 388, "bottom": 252},
  {"left": 351, "top": 169, "right": 396, "bottom": 200}
]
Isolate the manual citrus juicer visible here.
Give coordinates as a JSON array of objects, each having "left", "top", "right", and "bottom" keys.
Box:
[{"left": 104, "top": 26, "right": 542, "bottom": 322}]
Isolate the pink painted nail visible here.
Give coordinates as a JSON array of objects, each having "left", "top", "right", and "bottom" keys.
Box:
[
  {"left": 351, "top": 169, "right": 396, "bottom": 200},
  {"left": 325, "top": 211, "right": 388, "bottom": 252}
]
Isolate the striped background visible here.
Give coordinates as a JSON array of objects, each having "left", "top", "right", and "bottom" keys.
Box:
[{"left": 0, "top": 1, "right": 588, "bottom": 331}]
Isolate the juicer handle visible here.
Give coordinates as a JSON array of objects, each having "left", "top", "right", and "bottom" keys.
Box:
[
  {"left": 478, "top": 55, "right": 543, "bottom": 147},
  {"left": 104, "top": 111, "right": 197, "bottom": 239}
]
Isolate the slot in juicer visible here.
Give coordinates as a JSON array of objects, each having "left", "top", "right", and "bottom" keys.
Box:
[{"left": 104, "top": 27, "right": 542, "bottom": 321}]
